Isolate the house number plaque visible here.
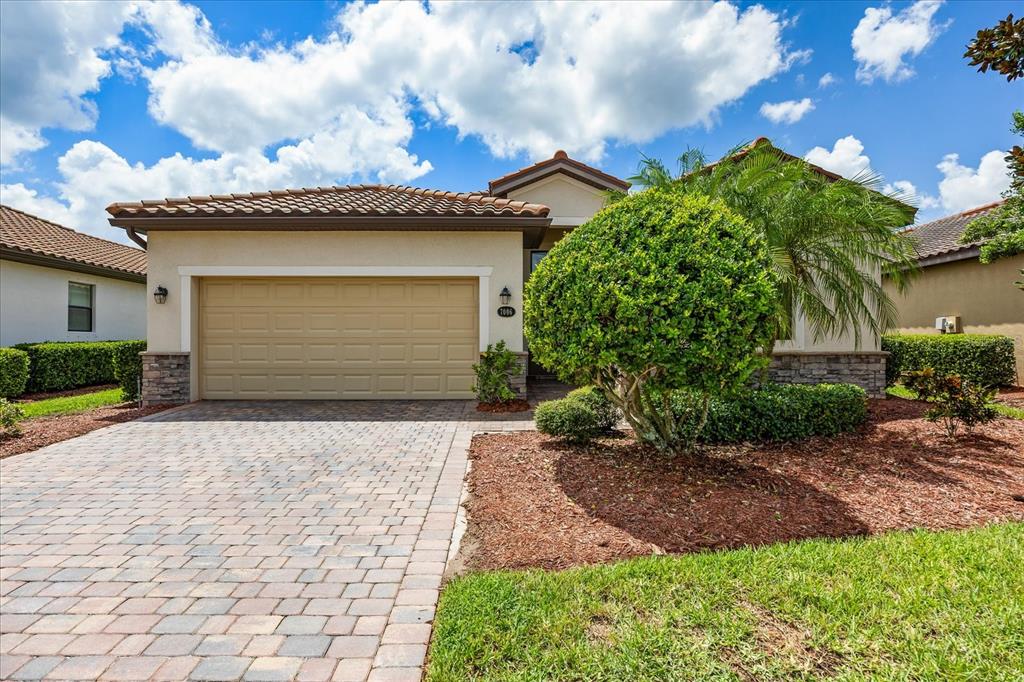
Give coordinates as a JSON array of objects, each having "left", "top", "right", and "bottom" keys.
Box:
[{"left": 497, "top": 306, "right": 516, "bottom": 318}]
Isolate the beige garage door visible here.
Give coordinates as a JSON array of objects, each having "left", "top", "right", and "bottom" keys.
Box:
[{"left": 198, "top": 277, "right": 478, "bottom": 399}]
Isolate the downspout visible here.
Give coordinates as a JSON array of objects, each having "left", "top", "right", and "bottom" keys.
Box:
[{"left": 125, "top": 225, "right": 147, "bottom": 250}]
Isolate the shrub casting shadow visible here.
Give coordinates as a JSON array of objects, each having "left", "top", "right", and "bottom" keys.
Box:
[{"left": 552, "top": 439, "right": 871, "bottom": 554}]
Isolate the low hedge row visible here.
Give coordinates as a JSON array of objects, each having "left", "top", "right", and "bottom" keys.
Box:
[
  {"left": 696, "top": 382, "right": 868, "bottom": 444},
  {"left": 882, "top": 334, "right": 1016, "bottom": 387},
  {"left": 9, "top": 340, "right": 146, "bottom": 397},
  {"left": 0, "top": 348, "right": 30, "bottom": 398}
]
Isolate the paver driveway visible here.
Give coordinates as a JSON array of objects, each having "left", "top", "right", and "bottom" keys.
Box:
[{"left": 0, "top": 401, "right": 533, "bottom": 681}]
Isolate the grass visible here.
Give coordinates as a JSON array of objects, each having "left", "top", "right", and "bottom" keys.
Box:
[
  {"left": 428, "top": 524, "right": 1024, "bottom": 681},
  {"left": 887, "top": 384, "right": 1024, "bottom": 420},
  {"left": 16, "top": 388, "right": 125, "bottom": 420}
]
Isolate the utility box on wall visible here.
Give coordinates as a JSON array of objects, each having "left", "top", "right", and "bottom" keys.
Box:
[{"left": 934, "top": 315, "right": 962, "bottom": 334}]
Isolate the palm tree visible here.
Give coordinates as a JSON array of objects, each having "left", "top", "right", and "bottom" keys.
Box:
[{"left": 611, "top": 138, "right": 919, "bottom": 349}]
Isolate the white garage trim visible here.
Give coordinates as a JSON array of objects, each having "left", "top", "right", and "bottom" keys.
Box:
[{"left": 176, "top": 265, "right": 494, "bottom": 354}]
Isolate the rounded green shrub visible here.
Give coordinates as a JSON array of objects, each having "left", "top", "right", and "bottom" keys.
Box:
[
  {"left": 565, "top": 386, "right": 618, "bottom": 432},
  {"left": 0, "top": 347, "right": 30, "bottom": 398},
  {"left": 524, "top": 189, "right": 777, "bottom": 452},
  {"left": 882, "top": 334, "right": 1016, "bottom": 387},
  {"left": 690, "top": 382, "right": 868, "bottom": 444},
  {"left": 534, "top": 395, "right": 608, "bottom": 445}
]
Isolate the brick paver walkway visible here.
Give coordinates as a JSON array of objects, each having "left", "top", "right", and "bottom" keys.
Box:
[{"left": 0, "top": 401, "right": 535, "bottom": 681}]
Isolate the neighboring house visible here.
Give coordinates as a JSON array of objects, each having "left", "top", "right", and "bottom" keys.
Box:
[
  {"left": 884, "top": 201, "right": 1024, "bottom": 385},
  {"left": 107, "top": 150, "right": 897, "bottom": 405},
  {"left": 0, "top": 204, "right": 147, "bottom": 347}
]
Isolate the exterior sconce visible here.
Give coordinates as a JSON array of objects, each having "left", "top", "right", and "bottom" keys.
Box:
[
  {"left": 153, "top": 286, "right": 168, "bottom": 304},
  {"left": 499, "top": 286, "right": 512, "bottom": 305},
  {"left": 497, "top": 286, "right": 515, "bottom": 318}
]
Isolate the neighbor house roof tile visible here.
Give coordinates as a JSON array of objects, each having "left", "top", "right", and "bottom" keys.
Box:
[
  {"left": 904, "top": 201, "right": 1004, "bottom": 262},
  {"left": 106, "top": 184, "right": 550, "bottom": 220},
  {"left": 488, "top": 150, "right": 631, "bottom": 196},
  {"left": 1, "top": 204, "right": 147, "bottom": 277}
]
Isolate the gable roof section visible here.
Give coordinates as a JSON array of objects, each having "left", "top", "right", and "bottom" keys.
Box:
[
  {"left": 1, "top": 204, "right": 146, "bottom": 282},
  {"left": 904, "top": 200, "right": 1004, "bottom": 267},
  {"left": 488, "top": 150, "right": 630, "bottom": 197}
]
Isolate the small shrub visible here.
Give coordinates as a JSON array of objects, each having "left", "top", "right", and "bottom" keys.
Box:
[
  {"left": 882, "top": 334, "right": 1016, "bottom": 387},
  {"left": 535, "top": 397, "right": 604, "bottom": 445},
  {"left": 902, "top": 368, "right": 998, "bottom": 438},
  {"left": 0, "top": 348, "right": 30, "bottom": 398},
  {"left": 111, "top": 340, "right": 147, "bottom": 401},
  {"left": 689, "top": 383, "right": 868, "bottom": 444},
  {"left": 565, "top": 386, "right": 619, "bottom": 432},
  {"left": 0, "top": 398, "right": 24, "bottom": 438},
  {"left": 472, "top": 341, "right": 520, "bottom": 404}
]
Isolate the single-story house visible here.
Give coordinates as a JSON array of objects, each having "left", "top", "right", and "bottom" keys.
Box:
[
  {"left": 0, "top": 204, "right": 147, "bottom": 347},
  {"left": 884, "top": 201, "right": 1024, "bottom": 385},
  {"left": 107, "top": 150, "right": 896, "bottom": 405}
]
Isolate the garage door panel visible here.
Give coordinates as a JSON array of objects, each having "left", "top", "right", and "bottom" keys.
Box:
[{"left": 199, "top": 277, "right": 478, "bottom": 399}]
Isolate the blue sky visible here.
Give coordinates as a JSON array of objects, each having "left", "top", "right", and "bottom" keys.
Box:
[{"left": 0, "top": 0, "right": 1019, "bottom": 243}]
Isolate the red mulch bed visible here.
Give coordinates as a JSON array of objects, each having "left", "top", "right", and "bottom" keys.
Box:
[
  {"left": 477, "top": 399, "right": 531, "bottom": 413},
  {"left": 0, "top": 404, "right": 172, "bottom": 459},
  {"left": 463, "top": 398, "right": 1024, "bottom": 571}
]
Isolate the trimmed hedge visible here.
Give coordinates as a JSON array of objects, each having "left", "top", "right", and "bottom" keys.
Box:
[
  {"left": 112, "top": 340, "right": 147, "bottom": 401},
  {"left": 14, "top": 341, "right": 145, "bottom": 393},
  {"left": 692, "top": 383, "right": 868, "bottom": 444},
  {"left": 0, "top": 348, "right": 30, "bottom": 398},
  {"left": 535, "top": 387, "right": 619, "bottom": 444},
  {"left": 882, "top": 334, "right": 1016, "bottom": 387}
]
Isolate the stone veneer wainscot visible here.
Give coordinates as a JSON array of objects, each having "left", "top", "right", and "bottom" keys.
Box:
[
  {"left": 141, "top": 351, "right": 191, "bottom": 405},
  {"left": 768, "top": 352, "right": 887, "bottom": 398}
]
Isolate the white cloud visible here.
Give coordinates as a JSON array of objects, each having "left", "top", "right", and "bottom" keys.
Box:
[
  {"left": 818, "top": 72, "right": 836, "bottom": 88},
  {"left": 882, "top": 179, "right": 940, "bottom": 210},
  {"left": 3, "top": 1, "right": 803, "bottom": 235},
  {"left": 759, "top": 98, "right": 814, "bottom": 124},
  {"left": 143, "top": 1, "right": 801, "bottom": 161},
  {"left": 0, "top": 183, "right": 78, "bottom": 228},
  {"left": 804, "top": 135, "right": 872, "bottom": 179},
  {"left": 934, "top": 150, "right": 1010, "bottom": 212},
  {"left": 0, "top": 1, "right": 136, "bottom": 166},
  {"left": 852, "top": 1, "right": 945, "bottom": 83}
]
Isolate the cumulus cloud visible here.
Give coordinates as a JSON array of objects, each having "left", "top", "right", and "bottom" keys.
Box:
[
  {"left": 818, "top": 72, "right": 836, "bottom": 88},
  {"left": 882, "top": 179, "right": 939, "bottom": 210},
  {"left": 0, "top": 183, "right": 78, "bottom": 227},
  {"left": 934, "top": 150, "right": 1010, "bottom": 213},
  {"left": 804, "top": 135, "right": 872, "bottom": 178},
  {"left": 2, "top": 1, "right": 803, "bottom": 239},
  {"left": 759, "top": 98, "right": 814, "bottom": 124},
  {"left": 852, "top": 1, "right": 946, "bottom": 83}
]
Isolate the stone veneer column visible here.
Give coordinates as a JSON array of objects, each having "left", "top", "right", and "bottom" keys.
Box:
[
  {"left": 509, "top": 352, "right": 529, "bottom": 398},
  {"left": 141, "top": 351, "right": 191, "bottom": 406},
  {"left": 768, "top": 352, "right": 888, "bottom": 398}
]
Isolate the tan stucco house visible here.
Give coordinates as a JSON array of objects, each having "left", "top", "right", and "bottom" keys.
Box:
[
  {"left": 1, "top": 204, "right": 147, "bottom": 346},
  {"left": 108, "top": 151, "right": 893, "bottom": 404},
  {"left": 884, "top": 201, "right": 1024, "bottom": 385}
]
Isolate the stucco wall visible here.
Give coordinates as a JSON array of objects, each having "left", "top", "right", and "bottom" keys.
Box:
[
  {"left": 0, "top": 259, "right": 146, "bottom": 346},
  {"left": 144, "top": 230, "right": 525, "bottom": 354},
  {"left": 508, "top": 175, "right": 608, "bottom": 226},
  {"left": 884, "top": 254, "right": 1024, "bottom": 384}
]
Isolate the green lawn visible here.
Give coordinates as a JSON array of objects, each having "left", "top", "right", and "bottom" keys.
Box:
[
  {"left": 17, "top": 388, "right": 125, "bottom": 420},
  {"left": 428, "top": 524, "right": 1024, "bottom": 681},
  {"left": 886, "top": 384, "right": 1024, "bottom": 420}
]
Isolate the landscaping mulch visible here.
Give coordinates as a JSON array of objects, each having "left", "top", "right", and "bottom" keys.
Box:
[
  {"left": 0, "top": 403, "right": 171, "bottom": 459},
  {"left": 463, "top": 398, "right": 1024, "bottom": 571}
]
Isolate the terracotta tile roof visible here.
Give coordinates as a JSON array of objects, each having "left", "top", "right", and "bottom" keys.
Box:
[
  {"left": 488, "top": 150, "right": 630, "bottom": 196},
  {"left": 904, "top": 201, "right": 1005, "bottom": 262},
  {"left": 1, "top": 204, "right": 146, "bottom": 277},
  {"left": 106, "top": 184, "right": 550, "bottom": 220}
]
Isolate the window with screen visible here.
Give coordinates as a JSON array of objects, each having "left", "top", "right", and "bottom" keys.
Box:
[{"left": 68, "top": 282, "right": 94, "bottom": 332}]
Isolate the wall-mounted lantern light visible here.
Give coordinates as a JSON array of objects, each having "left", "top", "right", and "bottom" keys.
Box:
[
  {"left": 499, "top": 286, "right": 512, "bottom": 305},
  {"left": 153, "top": 286, "right": 168, "bottom": 304}
]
